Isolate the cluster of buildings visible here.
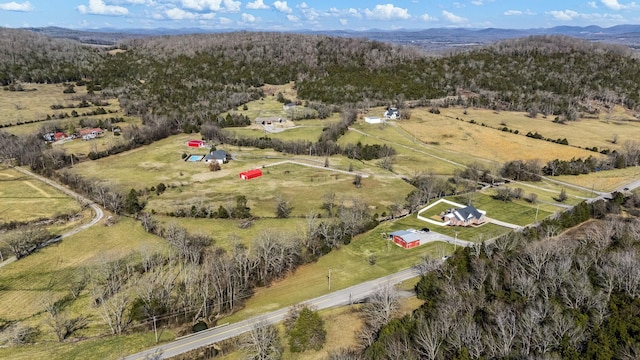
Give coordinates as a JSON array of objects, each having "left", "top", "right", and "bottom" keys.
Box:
[
  {"left": 43, "top": 127, "right": 105, "bottom": 142},
  {"left": 364, "top": 107, "right": 401, "bottom": 124}
]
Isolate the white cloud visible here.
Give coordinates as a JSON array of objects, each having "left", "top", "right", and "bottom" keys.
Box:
[
  {"left": 364, "top": 4, "right": 410, "bottom": 20},
  {"left": 471, "top": 0, "right": 483, "bottom": 5},
  {"left": 273, "top": 1, "right": 291, "bottom": 13},
  {"left": 601, "top": 0, "right": 625, "bottom": 10},
  {"left": 77, "top": 0, "right": 128, "bottom": 16},
  {"left": 0, "top": 1, "right": 33, "bottom": 11},
  {"left": 181, "top": 0, "right": 241, "bottom": 12},
  {"left": 588, "top": 1, "right": 598, "bottom": 7},
  {"left": 297, "top": 2, "right": 308, "bottom": 9},
  {"left": 287, "top": 14, "right": 299, "bottom": 22},
  {"left": 246, "top": 0, "right": 268, "bottom": 10},
  {"left": 419, "top": 13, "right": 435, "bottom": 21},
  {"left": 339, "top": 18, "right": 347, "bottom": 25},
  {"left": 241, "top": 13, "right": 255, "bottom": 22},
  {"left": 165, "top": 7, "right": 196, "bottom": 19},
  {"left": 442, "top": 10, "right": 467, "bottom": 23},
  {"left": 546, "top": 9, "right": 579, "bottom": 21},
  {"left": 504, "top": 10, "right": 522, "bottom": 16},
  {"left": 219, "top": 16, "right": 232, "bottom": 24}
]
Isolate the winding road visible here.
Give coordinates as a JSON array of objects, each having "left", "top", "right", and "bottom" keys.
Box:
[{"left": 0, "top": 167, "right": 104, "bottom": 269}]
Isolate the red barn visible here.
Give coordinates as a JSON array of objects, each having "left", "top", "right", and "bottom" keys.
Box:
[
  {"left": 239, "top": 169, "right": 262, "bottom": 180},
  {"left": 389, "top": 230, "right": 422, "bottom": 249},
  {"left": 188, "top": 140, "right": 206, "bottom": 148}
]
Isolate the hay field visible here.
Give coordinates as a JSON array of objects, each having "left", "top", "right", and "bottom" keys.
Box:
[
  {"left": 0, "top": 83, "right": 122, "bottom": 132},
  {"left": 340, "top": 124, "right": 464, "bottom": 175},
  {"left": 554, "top": 166, "right": 640, "bottom": 192},
  {"left": 0, "top": 166, "right": 81, "bottom": 222},
  {"left": 398, "top": 108, "right": 600, "bottom": 165},
  {"left": 434, "top": 106, "right": 640, "bottom": 153}
]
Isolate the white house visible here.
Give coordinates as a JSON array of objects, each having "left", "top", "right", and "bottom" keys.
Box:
[
  {"left": 364, "top": 116, "right": 383, "bottom": 124},
  {"left": 384, "top": 107, "right": 400, "bottom": 119}
]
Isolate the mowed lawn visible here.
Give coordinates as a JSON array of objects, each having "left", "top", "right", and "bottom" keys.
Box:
[
  {"left": 0, "top": 166, "right": 81, "bottom": 223},
  {"left": 434, "top": 106, "right": 640, "bottom": 153},
  {"left": 398, "top": 108, "right": 602, "bottom": 165}
]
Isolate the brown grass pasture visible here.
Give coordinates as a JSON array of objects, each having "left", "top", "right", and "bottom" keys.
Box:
[
  {"left": 0, "top": 166, "right": 81, "bottom": 223},
  {"left": 433, "top": 106, "right": 640, "bottom": 153},
  {"left": 399, "top": 107, "right": 602, "bottom": 165},
  {"left": 554, "top": 166, "right": 640, "bottom": 192},
  {"left": 0, "top": 83, "right": 124, "bottom": 135}
]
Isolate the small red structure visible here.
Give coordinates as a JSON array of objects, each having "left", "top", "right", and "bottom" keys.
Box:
[
  {"left": 188, "top": 140, "right": 206, "bottom": 148},
  {"left": 239, "top": 169, "right": 262, "bottom": 180},
  {"left": 53, "top": 132, "right": 68, "bottom": 141},
  {"left": 389, "top": 230, "right": 422, "bottom": 249}
]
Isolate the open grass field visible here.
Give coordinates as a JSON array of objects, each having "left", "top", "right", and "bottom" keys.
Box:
[
  {"left": 66, "top": 133, "right": 415, "bottom": 218},
  {"left": 226, "top": 124, "right": 325, "bottom": 143},
  {"left": 0, "top": 217, "right": 167, "bottom": 321},
  {"left": 341, "top": 122, "right": 464, "bottom": 175},
  {"left": 0, "top": 83, "right": 124, "bottom": 136},
  {"left": 554, "top": 166, "right": 640, "bottom": 192},
  {"left": 0, "top": 166, "right": 81, "bottom": 223},
  {"left": 0, "top": 330, "right": 176, "bottom": 360},
  {"left": 433, "top": 106, "right": 640, "bottom": 154},
  {"left": 399, "top": 107, "right": 602, "bottom": 165}
]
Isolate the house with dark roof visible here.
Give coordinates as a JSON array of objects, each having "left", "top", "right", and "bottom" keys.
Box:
[
  {"left": 204, "top": 149, "right": 228, "bottom": 165},
  {"left": 384, "top": 107, "right": 400, "bottom": 119},
  {"left": 442, "top": 205, "right": 486, "bottom": 226}
]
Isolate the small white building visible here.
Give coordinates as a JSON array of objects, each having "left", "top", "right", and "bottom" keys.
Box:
[{"left": 364, "top": 116, "right": 383, "bottom": 124}]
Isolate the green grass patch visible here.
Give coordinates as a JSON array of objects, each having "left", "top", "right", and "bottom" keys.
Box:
[
  {"left": 0, "top": 217, "right": 167, "bottom": 321},
  {"left": 0, "top": 166, "right": 81, "bottom": 223},
  {"left": 0, "top": 330, "right": 176, "bottom": 360}
]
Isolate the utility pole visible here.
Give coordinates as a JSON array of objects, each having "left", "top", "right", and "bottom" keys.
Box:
[
  {"left": 454, "top": 231, "right": 458, "bottom": 251},
  {"left": 328, "top": 269, "right": 332, "bottom": 291}
]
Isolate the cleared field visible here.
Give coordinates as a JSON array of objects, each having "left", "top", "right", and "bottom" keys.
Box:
[
  {"left": 0, "top": 166, "right": 81, "bottom": 223},
  {"left": 0, "top": 217, "right": 166, "bottom": 321},
  {"left": 554, "top": 166, "right": 640, "bottom": 192},
  {"left": 67, "top": 133, "right": 415, "bottom": 218},
  {"left": 434, "top": 106, "right": 640, "bottom": 153},
  {"left": 340, "top": 123, "right": 464, "bottom": 175},
  {"left": 226, "top": 124, "right": 325, "bottom": 142},
  {"left": 0, "top": 83, "right": 123, "bottom": 135},
  {"left": 399, "top": 108, "right": 602, "bottom": 165}
]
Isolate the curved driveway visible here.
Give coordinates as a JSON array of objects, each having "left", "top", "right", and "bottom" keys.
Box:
[{"left": 0, "top": 167, "right": 104, "bottom": 268}]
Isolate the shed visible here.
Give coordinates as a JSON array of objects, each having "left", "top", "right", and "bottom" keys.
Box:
[
  {"left": 389, "top": 229, "right": 422, "bottom": 249},
  {"left": 364, "top": 116, "right": 382, "bottom": 124},
  {"left": 188, "top": 140, "right": 206, "bottom": 148},
  {"left": 239, "top": 169, "right": 262, "bottom": 180}
]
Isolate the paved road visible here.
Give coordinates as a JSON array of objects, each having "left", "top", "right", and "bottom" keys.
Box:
[
  {"left": 0, "top": 167, "right": 104, "bottom": 269},
  {"left": 124, "top": 267, "right": 421, "bottom": 360}
]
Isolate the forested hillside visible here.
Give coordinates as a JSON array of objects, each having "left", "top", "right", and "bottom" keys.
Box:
[{"left": 3, "top": 29, "right": 640, "bottom": 126}]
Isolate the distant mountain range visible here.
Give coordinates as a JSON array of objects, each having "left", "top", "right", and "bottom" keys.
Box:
[{"left": 22, "top": 24, "right": 640, "bottom": 51}]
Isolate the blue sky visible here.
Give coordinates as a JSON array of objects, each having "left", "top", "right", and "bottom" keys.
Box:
[{"left": 1, "top": 1, "right": 639, "bottom": 30}]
